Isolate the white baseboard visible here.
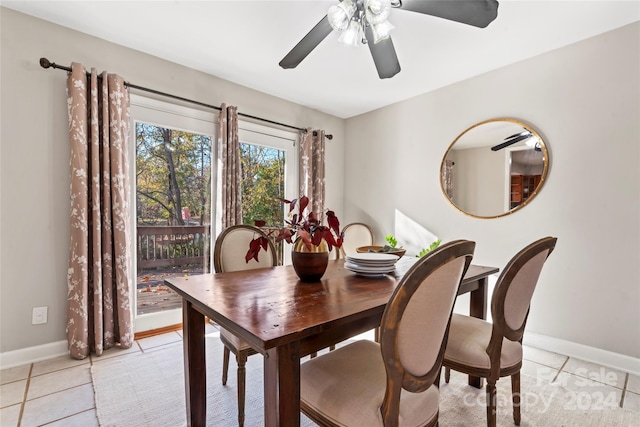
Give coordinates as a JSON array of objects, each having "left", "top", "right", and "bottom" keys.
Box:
[
  {"left": 524, "top": 332, "right": 640, "bottom": 376},
  {"left": 0, "top": 340, "right": 69, "bottom": 369}
]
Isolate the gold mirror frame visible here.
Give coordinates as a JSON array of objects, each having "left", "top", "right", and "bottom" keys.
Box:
[{"left": 440, "top": 118, "right": 549, "bottom": 219}]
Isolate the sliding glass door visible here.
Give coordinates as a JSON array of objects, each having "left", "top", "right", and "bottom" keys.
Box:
[
  {"left": 131, "top": 96, "right": 216, "bottom": 332},
  {"left": 130, "top": 97, "right": 299, "bottom": 333}
]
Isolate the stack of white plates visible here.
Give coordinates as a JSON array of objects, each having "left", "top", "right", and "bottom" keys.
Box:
[{"left": 344, "top": 253, "right": 399, "bottom": 277}]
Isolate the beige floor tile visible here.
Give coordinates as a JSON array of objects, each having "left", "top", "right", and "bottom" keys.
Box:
[
  {"left": 205, "top": 321, "right": 217, "bottom": 334},
  {"left": 42, "top": 408, "right": 99, "bottom": 427},
  {"left": 553, "top": 372, "right": 623, "bottom": 410},
  {"left": 90, "top": 342, "right": 142, "bottom": 363},
  {"left": 521, "top": 359, "right": 559, "bottom": 385},
  {"left": 204, "top": 328, "right": 221, "bottom": 339},
  {"left": 0, "top": 365, "right": 31, "bottom": 385},
  {"left": 563, "top": 358, "right": 627, "bottom": 389},
  {"left": 31, "top": 355, "right": 89, "bottom": 377},
  {"left": 0, "top": 403, "right": 21, "bottom": 427},
  {"left": 0, "top": 380, "right": 26, "bottom": 408},
  {"left": 627, "top": 373, "right": 640, "bottom": 394},
  {"left": 20, "top": 383, "right": 94, "bottom": 427},
  {"left": 623, "top": 391, "right": 640, "bottom": 413},
  {"left": 27, "top": 364, "right": 91, "bottom": 400},
  {"left": 522, "top": 345, "right": 568, "bottom": 369},
  {"left": 137, "top": 331, "right": 182, "bottom": 350}
]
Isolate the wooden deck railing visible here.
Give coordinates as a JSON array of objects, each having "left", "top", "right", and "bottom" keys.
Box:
[{"left": 137, "top": 225, "right": 211, "bottom": 271}]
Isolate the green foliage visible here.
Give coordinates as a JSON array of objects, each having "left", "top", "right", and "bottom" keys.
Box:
[
  {"left": 136, "top": 123, "right": 212, "bottom": 226},
  {"left": 136, "top": 123, "right": 288, "bottom": 230},
  {"left": 385, "top": 234, "right": 398, "bottom": 248},
  {"left": 240, "top": 143, "right": 285, "bottom": 227},
  {"left": 417, "top": 239, "right": 442, "bottom": 258}
]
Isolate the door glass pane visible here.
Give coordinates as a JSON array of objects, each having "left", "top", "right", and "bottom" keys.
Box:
[
  {"left": 240, "top": 142, "right": 286, "bottom": 264},
  {"left": 136, "top": 122, "right": 212, "bottom": 316}
]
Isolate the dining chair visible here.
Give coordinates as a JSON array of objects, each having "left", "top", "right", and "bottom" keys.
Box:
[
  {"left": 213, "top": 224, "right": 278, "bottom": 427},
  {"left": 339, "top": 222, "right": 375, "bottom": 258},
  {"left": 442, "top": 236, "right": 557, "bottom": 427},
  {"left": 299, "top": 239, "right": 475, "bottom": 426}
]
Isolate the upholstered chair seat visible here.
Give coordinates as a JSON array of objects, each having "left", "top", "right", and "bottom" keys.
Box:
[
  {"left": 219, "top": 327, "right": 253, "bottom": 352},
  {"left": 300, "top": 340, "right": 439, "bottom": 427},
  {"left": 301, "top": 340, "right": 440, "bottom": 426},
  {"left": 445, "top": 314, "right": 523, "bottom": 370}
]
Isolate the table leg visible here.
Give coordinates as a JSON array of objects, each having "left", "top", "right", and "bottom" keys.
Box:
[
  {"left": 182, "top": 300, "right": 206, "bottom": 427},
  {"left": 468, "top": 277, "right": 488, "bottom": 388},
  {"left": 264, "top": 342, "right": 301, "bottom": 427}
]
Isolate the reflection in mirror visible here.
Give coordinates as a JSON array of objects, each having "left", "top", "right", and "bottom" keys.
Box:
[{"left": 441, "top": 118, "right": 548, "bottom": 218}]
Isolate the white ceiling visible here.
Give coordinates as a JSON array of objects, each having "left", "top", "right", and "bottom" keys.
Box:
[{"left": 4, "top": 1, "right": 639, "bottom": 118}]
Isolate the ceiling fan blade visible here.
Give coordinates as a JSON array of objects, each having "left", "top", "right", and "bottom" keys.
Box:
[
  {"left": 398, "top": 0, "right": 499, "bottom": 28},
  {"left": 279, "top": 15, "right": 333, "bottom": 69},
  {"left": 491, "top": 133, "right": 533, "bottom": 151},
  {"left": 365, "top": 27, "right": 401, "bottom": 79}
]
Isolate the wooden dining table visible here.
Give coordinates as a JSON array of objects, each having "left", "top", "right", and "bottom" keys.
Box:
[{"left": 165, "top": 257, "right": 499, "bottom": 427}]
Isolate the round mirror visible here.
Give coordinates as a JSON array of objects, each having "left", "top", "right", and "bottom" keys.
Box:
[{"left": 440, "top": 118, "right": 549, "bottom": 218}]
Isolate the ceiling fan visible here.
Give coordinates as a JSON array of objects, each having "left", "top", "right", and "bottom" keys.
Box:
[
  {"left": 279, "top": 0, "right": 499, "bottom": 79},
  {"left": 491, "top": 130, "right": 541, "bottom": 152}
]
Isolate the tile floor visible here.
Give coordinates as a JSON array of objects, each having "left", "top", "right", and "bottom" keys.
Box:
[{"left": 1, "top": 324, "right": 639, "bottom": 426}]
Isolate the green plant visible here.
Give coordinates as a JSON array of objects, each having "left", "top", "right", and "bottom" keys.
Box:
[
  {"left": 417, "top": 239, "right": 442, "bottom": 258},
  {"left": 385, "top": 234, "right": 399, "bottom": 248}
]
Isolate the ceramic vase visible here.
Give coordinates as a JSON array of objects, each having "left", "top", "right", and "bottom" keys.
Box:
[{"left": 291, "top": 238, "right": 329, "bottom": 282}]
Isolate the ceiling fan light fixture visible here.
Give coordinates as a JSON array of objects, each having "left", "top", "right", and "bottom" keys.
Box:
[
  {"left": 328, "top": 1, "right": 356, "bottom": 31},
  {"left": 279, "top": 0, "right": 499, "bottom": 79},
  {"left": 364, "top": 0, "right": 391, "bottom": 24},
  {"left": 371, "top": 20, "right": 394, "bottom": 43},
  {"left": 525, "top": 136, "right": 539, "bottom": 147},
  {"left": 338, "top": 18, "right": 362, "bottom": 47}
]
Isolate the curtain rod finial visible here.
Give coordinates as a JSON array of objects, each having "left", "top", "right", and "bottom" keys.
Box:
[{"left": 40, "top": 58, "right": 52, "bottom": 69}]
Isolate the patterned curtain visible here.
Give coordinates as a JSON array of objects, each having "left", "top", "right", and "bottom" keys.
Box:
[
  {"left": 66, "top": 63, "right": 133, "bottom": 359},
  {"left": 299, "top": 129, "right": 326, "bottom": 216},
  {"left": 442, "top": 159, "right": 455, "bottom": 200},
  {"left": 218, "top": 104, "right": 242, "bottom": 228}
]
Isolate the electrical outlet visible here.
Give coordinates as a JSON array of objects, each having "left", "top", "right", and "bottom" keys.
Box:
[{"left": 32, "top": 306, "right": 48, "bottom": 325}]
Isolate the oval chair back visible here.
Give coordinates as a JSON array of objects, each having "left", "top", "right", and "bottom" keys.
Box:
[
  {"left": 213, "top": 224, "right": 277, "bottom": 273},
  {"left": 339, "top": 222, "right": 374, "bottom": 258}
]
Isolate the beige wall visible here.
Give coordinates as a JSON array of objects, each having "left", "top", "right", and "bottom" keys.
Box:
[
  {"left": 344, "top": 22, "right": 640, "bottom": 358},
  {"left": 0, "top": 8, "right": 345, "bottom": 353},
  {"left": 450, "top": 146, "right": 507, "bottom": 216}
]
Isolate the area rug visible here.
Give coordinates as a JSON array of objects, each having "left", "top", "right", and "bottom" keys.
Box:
[{"left": 92, "top": 334, "right": 639, "bottom": 427}]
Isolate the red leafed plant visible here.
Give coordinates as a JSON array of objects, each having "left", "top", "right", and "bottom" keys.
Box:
[{"left": 245, "top": 196, "right": 343, "bottom": 263}]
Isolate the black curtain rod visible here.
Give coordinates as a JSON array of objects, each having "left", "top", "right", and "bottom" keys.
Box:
[{"left": 39, "top": 58, "right": 333, "bottom": 140}]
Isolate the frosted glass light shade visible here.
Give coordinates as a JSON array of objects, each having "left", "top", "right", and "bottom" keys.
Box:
[
  {"left": 364, "top": 0, "right": 391, "bottom": 24},
  {"left": 338, "top": 19, "right": 362, "bottom": 46},
  {"left": 328, "top": 1, "right": 356, "bottom": 31}
]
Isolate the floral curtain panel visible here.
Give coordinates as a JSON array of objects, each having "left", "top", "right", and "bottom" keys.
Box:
[
  {"left": 442, "top": 159, "right": 454, "bottom": 200},
  {"left": 299, "top": 129, "right": 326, "bottom": 216},
  {"left": 218, "top": 104, "right": 242, "bottom": 228},
  {"left": 66, "top": 63, "right": 133, "bottom": 359}
]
